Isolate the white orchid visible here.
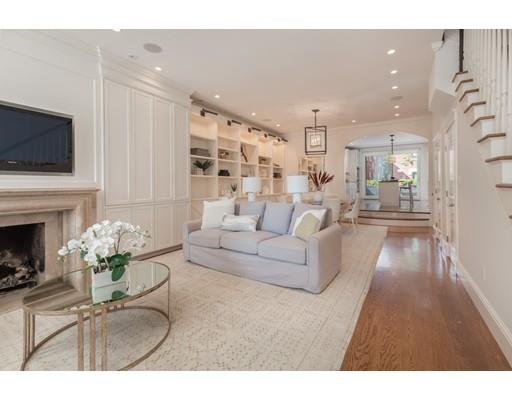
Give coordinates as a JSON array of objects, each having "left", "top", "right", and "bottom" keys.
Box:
[{"left": 57, "top": 220, "right": 150, "bottom": 268}]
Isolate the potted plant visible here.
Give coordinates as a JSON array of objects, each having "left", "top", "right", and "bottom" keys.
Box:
[
  {"left": 230, "top": 183, "right": 238, "bottom": 197},
  {"left": 57, "top": 220, "right": 149, "bottom": 303},
  {"left": 309, "top": 170, "right": 335, "bottom": 202},
  {"left": 193, "top": 159, "right": 214, "bottom": 175}
]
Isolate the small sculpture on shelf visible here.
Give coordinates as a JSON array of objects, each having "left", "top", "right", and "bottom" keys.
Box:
[{"left": 192, "top": 159, "right": 214, "bottom": 175}]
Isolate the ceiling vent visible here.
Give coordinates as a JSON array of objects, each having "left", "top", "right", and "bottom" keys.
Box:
[{"left": 143, "top": 43, "right": 163, "bottom": 53}]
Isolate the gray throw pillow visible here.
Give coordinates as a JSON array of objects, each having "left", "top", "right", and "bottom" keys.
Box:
[
  {"left": 261, "top": 201, "right": 295, "bottom": 234},
  {"left": 239, "top": 201, "right": 266, "bottom": 230}
]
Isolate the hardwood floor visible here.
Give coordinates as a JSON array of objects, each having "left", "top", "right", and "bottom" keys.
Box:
[{"left": 341, "top": 232, "right": 511, "bottom": 370}]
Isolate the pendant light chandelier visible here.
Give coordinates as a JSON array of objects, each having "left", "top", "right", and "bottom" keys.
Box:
[
  {"left": 388, "top": 134, "right": 396, "bottom": 180},
  {"left": 304, "top": 109, "right": 327, "bottom": 155}
]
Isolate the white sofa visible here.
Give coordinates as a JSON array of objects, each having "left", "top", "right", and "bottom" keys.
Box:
[{"left": 182, "top": 201, "right": 342, "bottom": 293}]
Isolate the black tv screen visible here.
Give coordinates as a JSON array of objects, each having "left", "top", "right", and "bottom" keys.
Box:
[{"left": 0, "top": 103, "right": 73, "bottom": 174}]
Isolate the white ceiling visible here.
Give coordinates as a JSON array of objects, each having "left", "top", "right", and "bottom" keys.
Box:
[
  {"left": 56, "top": 29, "right": 442, "bottom": 134},
  {"left": 348, "top": 132, "right": 428, "bottom": 149}
]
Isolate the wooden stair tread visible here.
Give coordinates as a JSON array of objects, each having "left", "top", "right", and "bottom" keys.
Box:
[
  {"left": 470, "top": 115, "right": 495, "bottom": 127},
  {"left": 452, "top": 70, "right": 469, "bottom": 83},
  {"left": 455, "top": 79, "right": 474, "bottom": 92},
  {"left": 496, "top": 183, "right": 512, "bottom": 188},
  {"left": 464, "top": 101, "right": 486, "bottom": 114},
  {"left": 459, "top": 88, "right": 479, "bottom": 102},
  {"left": 477, "top": 133, "right": 506, "bottom": 143},
  {"left": 486, "top": 155, "right": 512, "bottom": 163}
]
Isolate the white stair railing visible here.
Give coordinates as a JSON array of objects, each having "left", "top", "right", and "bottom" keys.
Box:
[{"left": 463, "top": 29, "right": 511, "bottom": 151}]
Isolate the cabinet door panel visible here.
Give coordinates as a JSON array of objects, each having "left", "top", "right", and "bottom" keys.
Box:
[
  {"left": 132, "top": 205, "right": 154, "bottom": 253},
  {"left": 172, "top": 104, "right": 190, "bottom": 201},
  {"left": 132, "top": 91, "right": 154, "bottom": 203},
  {"left": 155, "top": 204, "right": 173, "bottom": 249},
  {"left": 154, "top": 99, "right": 173, "bottom": 202},
  {"left": 105, "top": 206, "right": 132, "bottom": 223},
  {"left": 172, "top": 202, "right": 190, "bottom": 246},
  {"left": 105, "top": 81, "right": 130, "bottom": 205}
]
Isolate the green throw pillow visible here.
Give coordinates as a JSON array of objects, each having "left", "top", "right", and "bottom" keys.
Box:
[{"left": 295, "top": 213, "right": 321, "bottom": 241}]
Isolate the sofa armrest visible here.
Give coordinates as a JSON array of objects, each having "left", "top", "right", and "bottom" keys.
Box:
[
  {"left": 306, "top": 224, "right": 342, "bottom": 293},
  {"left": 182, "top": 219, "right": 201, "bottom": 260},
  {"left": 182, "top": 219, "right": 202, "bottom": 242}
]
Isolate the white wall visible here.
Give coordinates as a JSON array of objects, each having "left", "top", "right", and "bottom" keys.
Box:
[
  {"left": 429, "top": 36, "right": 512, "bottom": 362},
  {"left": 0, "top": 30, "right": 101, "bottom": 188},
  {"left": 284, "top": 115, "right": 433, "bottom": 199}
]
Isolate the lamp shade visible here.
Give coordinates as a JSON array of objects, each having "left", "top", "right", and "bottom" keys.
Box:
[
  {"left": 243, "top": 177, "right": 262, "bottom": 193},
  {"left": 286, "top": 175, "right": 308, "bottom": 194}
]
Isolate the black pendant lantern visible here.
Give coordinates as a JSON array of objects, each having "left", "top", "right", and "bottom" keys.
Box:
[{"left": 304, "top": 109, "right": 327, "bottom": 155}]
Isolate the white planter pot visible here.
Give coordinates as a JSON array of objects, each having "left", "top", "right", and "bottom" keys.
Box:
[
  {"left": 91, "top": 268, "right": 128, "bottom": 304},
  {"left": 313, "top": 191, "right": 324, "bottom": 203}
]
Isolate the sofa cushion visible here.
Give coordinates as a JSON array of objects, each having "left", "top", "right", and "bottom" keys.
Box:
[
  {"left": 238, "top": 201, "right": 266, "bottom": 230},
  {"left": 188, "top": 229, "right": 226, "bottom": 249},
  {"left": 201, "top": 198, "right": 235, "bottom": 229},
  {"left": 220, "top": 230, "right": 278, "bottom": 255},
  {"left": 258, "top": 235, "right": 307, "bottom": 265},
  {"left": 288, "top": 203, "right": 332, "bottom": 234},
  {"left": 261, "top": 201, "right": 294, "bottom": 234}
]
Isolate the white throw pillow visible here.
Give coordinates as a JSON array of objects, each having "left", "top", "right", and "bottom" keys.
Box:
[
  {"left": 221, "top": 214, "right": 259, "bottom": 232},
  {"left": 201, "top": 198, "right": 235, "bottom": 229},
  {"left": 291, "top": 209, "right": 327, "bottom": 236}
]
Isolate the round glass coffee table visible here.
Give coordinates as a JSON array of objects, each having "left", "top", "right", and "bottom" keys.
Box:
[{"left": 21, "top": 260, "right": 170, "bottom": 371}]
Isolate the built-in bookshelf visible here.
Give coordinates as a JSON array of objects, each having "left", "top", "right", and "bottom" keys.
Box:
[
  {"left": 189, "top": 108, "right": 287, "bottom": 217},
  {"left": 299, "top": 156, "right": 325, "bottom": 191}
]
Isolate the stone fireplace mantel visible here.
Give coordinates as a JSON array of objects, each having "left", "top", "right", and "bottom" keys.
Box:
[{"left": 0, "top": 187, "right": 99, "bottom": 300}]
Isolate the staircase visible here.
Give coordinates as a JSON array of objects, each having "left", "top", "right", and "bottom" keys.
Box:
[{"left": 454, "top": 29, "right": 512, "bottom": 221}]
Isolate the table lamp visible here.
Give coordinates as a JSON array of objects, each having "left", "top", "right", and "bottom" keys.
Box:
[
  {"left": 242, "top": 177, "right": 261, "bottom": 202},
  {"left": 286, "top": 175, "right": 308, "bottom": 203}
]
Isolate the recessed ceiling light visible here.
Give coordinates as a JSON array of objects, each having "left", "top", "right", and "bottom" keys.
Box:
[
  {"left": 143, "top": 43, "right": 163, "bottom": 53},
  {"left": 251, "top": 112, "right": 256, "bottom": 116},
  {"left": 214, "top": 94, "right": 220, "bottom": 99},
  {"left": 394, "top": 105, "right": 400, "bottom": 109},
  {"left": 392, "top": 85, "right": 399, "bottom": 90},
  {"left": 394, "top": 113, "right": 400, "bottom": 117},
  {"left": 390, "top": 70, "right": 398, "bottom": 75},
  {"left": 112, "top": 29, "right": 121, "bottom": 32},
  {"left": 387, "top": 49, "right": 396, "bottom": 55},
  {"left": 154, "top": 66, "right": 162, "bottom": 71},
  {"left": 276, "top": 124, "right": 281, "bottom": 127},
  {"left": 352, "top": 120, "right": 357, "bottom": 123}
]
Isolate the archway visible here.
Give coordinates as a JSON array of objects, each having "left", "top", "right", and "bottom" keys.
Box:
[{"left": 344, "top": 132, "right": 429, "bottom": 209}]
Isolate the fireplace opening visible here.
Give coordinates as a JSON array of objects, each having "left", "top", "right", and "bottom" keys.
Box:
[{"left": 0, "top": 223, "right": 44, "bottom": 294}]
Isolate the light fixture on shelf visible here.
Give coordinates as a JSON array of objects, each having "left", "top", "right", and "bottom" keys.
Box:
[
  {"left": 286, "top": 175, "right": 308, "bottom": 204},
  {"left": 243, "top": 177, "right": 262, "bottom": 202}
]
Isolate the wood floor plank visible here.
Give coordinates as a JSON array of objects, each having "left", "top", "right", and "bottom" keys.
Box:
[{"left": 341, "top": 232, "right": 511, "bottom": 370}]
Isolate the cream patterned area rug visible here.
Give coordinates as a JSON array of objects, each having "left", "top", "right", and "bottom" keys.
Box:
[{"left": 0, "top": 224, "right": 387, "bottom": 371}]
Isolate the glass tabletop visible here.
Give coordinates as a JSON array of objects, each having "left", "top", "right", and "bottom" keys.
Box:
[{"left": 22, "top": 261, "right": 169, "bottom": 315}]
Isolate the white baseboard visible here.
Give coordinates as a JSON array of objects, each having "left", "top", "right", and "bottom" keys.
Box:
[{"left": 456, "top": 261, "right": 512, "bottom": 366}]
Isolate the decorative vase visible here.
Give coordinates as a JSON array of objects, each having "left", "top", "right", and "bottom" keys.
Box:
[
  {"left": 313, "top": 190, "right": 324, "bottom": 203},
  {"left": 91, "top": 258, "right": 129, "bottom": 303}
]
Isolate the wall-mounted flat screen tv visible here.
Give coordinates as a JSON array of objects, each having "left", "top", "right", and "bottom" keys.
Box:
[{"left": 0, "top": 102, "right": 73, "bottom": 174}]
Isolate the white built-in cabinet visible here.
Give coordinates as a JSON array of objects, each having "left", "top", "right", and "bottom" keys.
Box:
[
  {"left": 189, "top": 106, "right": 287, "bottom": 219},
  {"left": 104, "top": 79, "right": 190, "bottom": 255}
]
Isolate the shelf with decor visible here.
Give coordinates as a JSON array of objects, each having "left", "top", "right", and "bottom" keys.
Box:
[{"left": 189, "top": 106, "right": 287, "bottom": 211}]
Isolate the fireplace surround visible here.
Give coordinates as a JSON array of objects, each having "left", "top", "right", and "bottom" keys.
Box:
[{"left": 0, "top": 188, "right": 99, "bottom": 309}]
